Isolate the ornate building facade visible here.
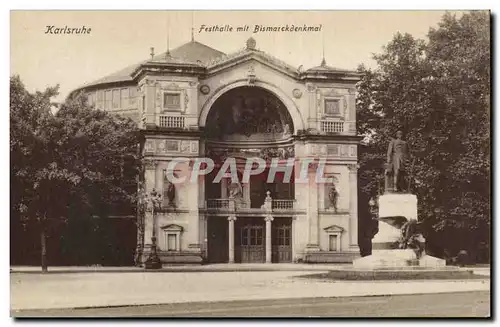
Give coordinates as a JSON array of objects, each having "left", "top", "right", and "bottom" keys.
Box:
[{"left": 70, "top": 37, "right": 363, "bottom": 264}]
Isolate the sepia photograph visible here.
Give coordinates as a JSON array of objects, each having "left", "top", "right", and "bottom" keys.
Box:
[{"left": 9, "top": 9, "right": 491, "bottom": 318}]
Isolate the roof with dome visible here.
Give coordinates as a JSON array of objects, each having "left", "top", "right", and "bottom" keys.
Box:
[
  {"left": 71, "top": 38, "right": 360, "bottom": 95},
  {"left": 82, "top": 41, "right": 226, "bottom": 87}
]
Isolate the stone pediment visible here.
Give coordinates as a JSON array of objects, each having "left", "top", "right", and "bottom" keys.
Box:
[
  {"left": 160, "top": 224, "right": 184, "bottom": 232},
  {"left": 324, "top": 225, "right": 345, "bottom": 233},
  {"left": 206, "top": 50, "right": 300, "bottom": 80}
]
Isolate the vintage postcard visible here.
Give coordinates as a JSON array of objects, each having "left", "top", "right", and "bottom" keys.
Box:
[{"left": 9, "top": 10, "right": 490, "bottom": 318}]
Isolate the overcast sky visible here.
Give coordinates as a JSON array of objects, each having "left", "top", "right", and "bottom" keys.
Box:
[{"left": 10, "top": 10, "right": 465, "bottom": 101}]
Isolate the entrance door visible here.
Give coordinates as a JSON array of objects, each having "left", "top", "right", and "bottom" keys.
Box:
[
  {"left": 272, "top": 218, "right": 292, "bottom": 262},
  {"left": 236, "top": 218, "right": 265, "bottom": 263},
  {"left": 207, "top": 217, "right": 228, "bottom": 263}
]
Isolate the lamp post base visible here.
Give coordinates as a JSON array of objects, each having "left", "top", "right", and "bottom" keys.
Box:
[
  {"left": 144, "top": 257, "right": 162, "bottom": 269},
  {"left": 144, "top": 237, "right": 162, "bottom": 270}
]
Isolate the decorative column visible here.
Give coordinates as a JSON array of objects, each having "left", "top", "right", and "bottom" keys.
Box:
[
  {"left": 262, "top": 191, "right": 273, "bottom": 263},
  {"left": 264, "top": 215, "right": 274, "bottom": 263},
  {"left": 227, "top": 216, "right": 237, "bottom": 263},
  {"left": 347, "top": 164, "right": 359, "bottom": 252}
]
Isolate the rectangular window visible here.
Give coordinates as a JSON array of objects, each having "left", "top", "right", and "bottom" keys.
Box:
[
  {"left": 120, "top": 88, "right": 129, "bottom": 108},
  {"left": 163, "top": 92, "right": 181, "bottom": 110},
  {"left": 112, "top": 89, "right": 120, "bottom": 109},
  {"left": 96, "top": 91, "right": 104, "bottom": 109},
  {"left": 104, "top": 90, "right": 112, "bottom": 110},
  {"left": 325, "top": 99, "right": 341, "bottom": 116},
  {"left": 87, "top": 93, "right": 95, "bottom": 107},
  {"left": 167, "top": 234, "right": 177, "bottom": 251},
  {"left": 129, "top": 87, "right": 138, "bottom": 106},
  {"left": 329, "top": 235, "right": 338, "bottom": 251}
]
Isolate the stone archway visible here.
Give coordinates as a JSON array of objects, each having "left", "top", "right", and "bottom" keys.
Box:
[
  {"left": 204, "top": 86, "right": 294, "bottom": 142},
  {"left": 199, "top": 81, "right": 305, "bottom": 133}
]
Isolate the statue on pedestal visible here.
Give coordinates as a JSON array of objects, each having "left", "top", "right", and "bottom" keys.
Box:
[
  {"left": 228, "top": 180, "right": 243, "bottom": 199},
  {"left": 328, "top": 183, "right": 339, "bottom": 213},
  {"left": 385, "top": 130, "right": 410, "bottom": 193},
  {"left": 166, "top": 182, "right": 176, "bottom": 208}
]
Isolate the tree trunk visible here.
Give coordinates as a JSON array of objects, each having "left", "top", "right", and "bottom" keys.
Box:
[{"left": 40, "top": 228, "right": 48, "bottom": 273}]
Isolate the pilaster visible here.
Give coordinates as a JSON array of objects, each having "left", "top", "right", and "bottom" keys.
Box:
[
  {"left": 306, "top": 164, "right": 320, "bottom": 252},
  {"left": 348, "top": 164, "right": 359, "bottom": 252},
  {"left": 144, "top": 80, "right": 156, "bottom": 126}
]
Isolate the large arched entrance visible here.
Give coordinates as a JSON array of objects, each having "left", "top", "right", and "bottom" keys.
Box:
[
  {"left": 204, "top": 86, "right": 295, "bottom": 263},
  {"left": 205, "top": 86, "right": 294, "bottom": 140}
]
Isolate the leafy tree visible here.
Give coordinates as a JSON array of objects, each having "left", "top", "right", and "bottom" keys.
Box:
[
  {"left": 356, "top": 11, "right": 490, "bottom": 261},
  {"left": 10, "top": 76, "right": 139, "bottom": 271}
]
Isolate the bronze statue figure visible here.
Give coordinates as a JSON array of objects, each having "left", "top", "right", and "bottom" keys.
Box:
[{"left": 385, "top": 130, "right": 410, "bottom": 193}]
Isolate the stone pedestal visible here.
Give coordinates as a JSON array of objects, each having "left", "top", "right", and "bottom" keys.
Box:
[
  {"left": 372, "top": 193, "right": 417, "bottom": 250},
  {"left": 379, "top": 193, "right": 417, "bottom": 219},
  {"left": 354, "top": 193, "right": 445, "bottom": 269}
]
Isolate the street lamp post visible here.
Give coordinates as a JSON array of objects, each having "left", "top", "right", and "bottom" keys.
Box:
[{"left": 144, "top": 189, "right": 163, "bottom": 270}]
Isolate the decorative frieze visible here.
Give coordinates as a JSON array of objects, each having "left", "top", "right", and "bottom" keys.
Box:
[
  {"left": 144, "top": 139, "right": 155, "bottom": 153},
  {"left": 350, "top": 145, "right": 357, "bottom": 157},
  {"left": 309, "top": 144, "right": 356, "bottom": 158},
  {"left": 190, "top": 141, "right": 199, "bottom": 153},
  {"left": 340, "top": 144, "right": 349, "bottom": 157},
  {"left": 206, "top": 146, "right": 295, "bottom": 162},
  {"left": 180, "top": 140, "right": 191, "bottom": 153},
  {"left": 326, "top": 144, "right": 340, "bottom": 156},
  {"left": 144, "top": 139, "right": 200, "bottom": 155},
  {"left": 166, "top": 140, "right": 180, "bottom": 152}
]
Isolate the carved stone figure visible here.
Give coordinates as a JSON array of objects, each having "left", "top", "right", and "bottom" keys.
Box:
[
  {"left": 399, "top": 220, "right": 425, "bottom": 259},
  {"left": 166, "top": 182, "right": 176, "bottom": 208},
  {"left": 385, "top": 130, "right": 410, "bottom": 193},
  {"left": 228, "top": 181, "right": 243, "bottom": 199},
  {"left": 283, "top": 124, "right": 291, "bottom": 136},
  {"left": 328, "top": 183, "right": 339, "bottom": 213}
]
